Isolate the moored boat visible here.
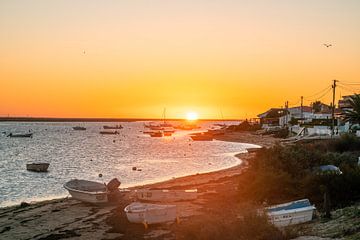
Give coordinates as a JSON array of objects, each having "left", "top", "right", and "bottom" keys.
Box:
[
  {"left": 149, "top": 131, "right": 163, "bottom": 137},
  {"left": 124, "top": 202, "right": 178, "bottom": 225},
  {"left": 73, "top": 126, "right": 86, "bottom": 131},
  {"left": 7, "top": 133, "right": 33, "bottom": 138},
  {"left": 103, "top": 124, "right": 123, "bottom": 129},
  {"left": 266, "top": 199, "right": 316, "bottom": 227},
  {"left": 26, "top": 163, "right": 49, "bottom": 172},
  {"left": 190, "top": 133, "right": 213, "bottom": 141},
  {"left": 135, "top": 189, "right": 197, "bottom": 202},
  {"left": 100, "top": 131, "right": 119, "bottom": 135}
]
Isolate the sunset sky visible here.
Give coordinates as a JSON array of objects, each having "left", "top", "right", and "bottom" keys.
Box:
[{"left": 1, "top": 0, "right": 360, "bottom": 119}]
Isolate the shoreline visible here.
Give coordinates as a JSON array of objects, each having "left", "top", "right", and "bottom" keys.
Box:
[
  {"left": 0, "top": 131, "right": 277, "bottom": 240},
  {"left": 0, "top": 134, "right": 258, "bottom": 209}
]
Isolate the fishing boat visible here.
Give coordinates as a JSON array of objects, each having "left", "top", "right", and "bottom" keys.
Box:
[
  {"left": 7, "top": 133, "right": 33, "bottom": 138},
  {"left": 26, "top": 163, "right": 49, "bottom": 172},
  {"left": 124, "top": 202, "right": 178, "bottom": 225},
  {"left": 266, "top": 199, "right": 316, "bottom": 227},
  {"left": 73, "top": 126, "right": 86, "bottom": 131},
  {"left": 103, "top": 124, "right": 123, "bottom": 129},
  {"left": 100, "top": 131, "right": 119, "bottom": 135},
  {"left": 190, "top": 133, "right": 213, "bottom": 141},
  {"left": 135, "top": 189, "right": 197, "bottom": 202}
]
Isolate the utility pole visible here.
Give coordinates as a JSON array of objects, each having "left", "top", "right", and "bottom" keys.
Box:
[
  {"left": 300, "top": 96, "right": 304, "bottom": 120},
  {"left": 331, "top": 80, "right": 338, "bottom": 136},
  {"left": 285, "top": 101, "right": 289, "bottom": 126}
]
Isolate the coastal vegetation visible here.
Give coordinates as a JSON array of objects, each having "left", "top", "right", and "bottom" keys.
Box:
[{"left": 238, "top": 134, "right": 360, "bottom": 211}]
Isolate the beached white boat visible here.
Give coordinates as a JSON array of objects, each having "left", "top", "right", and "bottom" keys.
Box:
[
  {"left": 64, "top": 179, "right": 108, "bottom": 204},
  {"left": 266, "top": 199, "right": 316, "bottom": 227},
  {"left": 26, "top": 163, "right": 49, "bottom": 172},
  {"left": 135, "top": 189, "right": 197, "bottom": 202},
  {"left": 124, "top": 202, "right": 177, "bottom": 225}
]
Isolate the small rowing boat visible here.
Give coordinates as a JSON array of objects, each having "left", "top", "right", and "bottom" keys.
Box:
[
  {"left": 26, "top": 163, "right": 49, "bottom": 172},
  {"left": 7, "top": 133, "right": 33, "bottom": 138},
  {"left": 124, "top": 202, "right": 178, "bottom": 225}
]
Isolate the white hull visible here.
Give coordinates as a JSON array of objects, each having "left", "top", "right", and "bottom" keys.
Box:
[
  {"left": 266, "top": 199, "right": 316, "bottom": 227},
  {"left": 124, "top": 202, "right": 177, "bottom": 224},
  {"left": 66, "top": 189, "right": 108, "bottom": 203},
  {"left": 268, "top": 207, "right": 315, "bottom": 227},
  {"left": 135, "top": 189, "right": 197, "bottom": 202}
]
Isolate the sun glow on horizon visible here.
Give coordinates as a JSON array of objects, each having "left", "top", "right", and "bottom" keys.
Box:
[{"left": 186, "top": 112, "right": 198, "bottom": 121}]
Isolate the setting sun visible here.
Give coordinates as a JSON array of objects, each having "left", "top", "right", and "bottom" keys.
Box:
[{"left": 186, "top": 112, "right": 198, "bottom": 121}]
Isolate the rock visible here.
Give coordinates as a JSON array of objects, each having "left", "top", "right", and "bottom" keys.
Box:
[{"left": 20, "top": 202, "right": 30, "bottom": 208}]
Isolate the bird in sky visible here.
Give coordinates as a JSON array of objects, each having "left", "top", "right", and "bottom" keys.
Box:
[
  {"left": 83, "top": 50, "right": 86, "bottom": 54},
  {"left": 323, "top": 43, "right": 332, "bottom": 48}
]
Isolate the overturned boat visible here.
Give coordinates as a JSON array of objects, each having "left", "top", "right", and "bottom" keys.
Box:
[
  {"left": 266, "top": 199, "right": 316, "bottom": 227},
  {"left": 64, "top": 178, "right": 121, "bottom": 204},
  {"left": 124, "top": 202, "right": 178, "bottom": 225},
  {"left": 26, "top": 163, "right": 49, "bottom": 172},
  {"left": 190, "top": 132, "right": 213, "bottom": 141},
  {"left": 135, "top": 189, "right": 197, "bottom": 202}
]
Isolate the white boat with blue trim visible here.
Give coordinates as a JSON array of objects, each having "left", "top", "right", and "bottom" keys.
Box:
[{"left": 266, "top": 199, "right": 316, "bottom": 227}]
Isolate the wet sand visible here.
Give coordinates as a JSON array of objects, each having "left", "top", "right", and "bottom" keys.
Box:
[{"left": 0, "top": 132, "right": 277, "bottom": 240}]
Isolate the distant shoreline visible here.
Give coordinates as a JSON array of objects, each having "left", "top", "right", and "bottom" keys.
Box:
[{"left": 0, "top": 117, "right": 243, "bottom": 122}]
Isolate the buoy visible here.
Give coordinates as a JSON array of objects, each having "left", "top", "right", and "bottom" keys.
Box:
[
  {"left": 113, "top": 140, "right": 116, "bottom": 143},
  {"left": 132, "top": 167, "right": 137, "bottom": 171},
  {"left": 99, "top": 173, "right": 103, "bottom": 177}
]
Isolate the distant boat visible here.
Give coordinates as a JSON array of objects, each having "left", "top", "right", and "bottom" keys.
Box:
[
  {"left": 149, "top": 131, "right": 163, "bottom": 137},
  {"left": 266, "top": 199, "right": 316, "bottom": 227},
  {"left": 124, "top": 202, "right": 178, "bottom": 225},
  {"left": 7, "top": 133, "right": 33, "bottom": 138},
  {"left": 26, "top": 163, "right": 49, "bottom": 172},
  {"left": 135, "top": 189, "right": 197, "bottom": 202},
  {"left": 190, "top": 133, "right": 213, "bottom": 141},
  {"left": 73, "top": 126, "right": 86, "bottom": 131},
  {"left": 103, "top": 124, "right": 123, "bottom": 129},
  {"left": 100, "top": 131, "right": 119, "bottom": 135}
]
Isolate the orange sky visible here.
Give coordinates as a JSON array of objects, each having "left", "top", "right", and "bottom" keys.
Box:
[{"left": 1, "top": 1, "right": 360, "bottom": 119}]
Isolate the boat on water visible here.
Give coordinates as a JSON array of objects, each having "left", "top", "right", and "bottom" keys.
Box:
[
  {"left": 190, "top": 132, "right": 213, "bottom": 141},
  {"left": 100, "top": 131, "right": 119, "bottom": 135},
  {"left": 124, "top": 202, "right": 178, "bottom": 225},
  {"left": 26, "top": 163, "right": 49, "bottom": 172},
  {"left": 265, "top": 199, "right": 316, "bottom": 227},
  {"left": 135, "top": 189, "right": 197, "bottom": 202},
  {"left": 73, "top": 126, "right": 86, "bottom": 131},
  {"left": 63, "top": 178, "right": 121, "bottom": 204},
  {"left": 149, "top": 131, "right": 163, "bottom": 137},
  {"left": 7, "top": 133, "right": 33, "bottom": 138},
  {"left": 103, "top": 124, "right": 123, "bottom": 129}
]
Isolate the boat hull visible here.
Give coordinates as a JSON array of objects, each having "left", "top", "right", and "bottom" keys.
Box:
[
  {"left": 66, "top": 189, "right": 108, "bottom": 203},
  {"left": 64, "top": 179, "right": 108, "bottom": 204},
  {"left": 26, "top": 163, "right": 49, "bottom": 172},
  {"left": 124, "top": 202, "right": 177, "bottom": 224},
  {"left": 266, "top": 199, "right": 316, "bottom": 227},
  {"left": 135, "top": 189, "right": 197, "bottom": 202}
]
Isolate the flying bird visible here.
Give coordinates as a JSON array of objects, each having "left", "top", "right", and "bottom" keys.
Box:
[
  {"left": 323, "top": 44, "right": 332, "bottom": 48},
  {"left": 83, "top": 50, "right": 86, "bottom": 54}
]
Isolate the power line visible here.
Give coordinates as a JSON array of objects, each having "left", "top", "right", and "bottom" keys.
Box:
[{"left": 304, "top": 85, "right": 332, "bottom": 100}]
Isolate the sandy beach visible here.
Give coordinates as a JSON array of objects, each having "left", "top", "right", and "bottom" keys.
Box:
[{"left": 0, "top": 132, "right": 276, "bottom": 240}]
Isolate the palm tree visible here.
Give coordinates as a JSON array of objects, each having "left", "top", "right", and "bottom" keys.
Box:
[{"left": 344, "top": 94, "right": 360, "bottom": 125}]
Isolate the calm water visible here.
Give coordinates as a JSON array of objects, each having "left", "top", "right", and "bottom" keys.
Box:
[{"left": 0, "top": 121, "right": 257, "bottom": 207}]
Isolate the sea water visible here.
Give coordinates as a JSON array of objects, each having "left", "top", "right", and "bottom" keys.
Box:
[{"left": 0, "top": 121, "right": 257, "bottom": 207}]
